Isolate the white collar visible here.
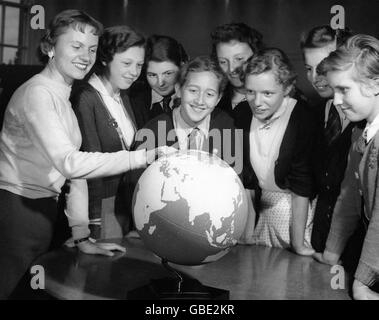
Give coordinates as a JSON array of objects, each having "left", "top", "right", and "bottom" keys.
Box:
[
  {"left": 173, "top": 106, "right": 210, "bottom": 138},
  {"left": 151, "top": 89, "right": 176, "bottom": 107},
  {"left": 151, "top": 89, "right": 164, "bottom": 105},
  {"left": 364, "top": 112, "right": 379, "bottom": 143},
  {"left": 88, "top": 73, "right": 121, "bottom": 101},
  {"left": 254, "top": 96, "right": 295, "bottom": 130}
]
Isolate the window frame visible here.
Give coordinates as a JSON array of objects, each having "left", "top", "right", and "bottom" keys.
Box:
[{"left": 0, "top": 0, "right": 32, "bottom": 65}]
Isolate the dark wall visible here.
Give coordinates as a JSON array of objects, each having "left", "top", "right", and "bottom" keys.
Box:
[
  {"left": 9, "top": 0, "right": 379, "bottom": 101},
  {"left": 0, "top": 65, "right": 43, "bottom": 128}
]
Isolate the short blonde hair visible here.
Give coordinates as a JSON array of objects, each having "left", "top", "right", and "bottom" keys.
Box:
[
  {"left": 317, "top": 34, "right": 379, "bottom": 84},
  {"left": 39, "top": 10, "right": 103, "bottom": 64}
]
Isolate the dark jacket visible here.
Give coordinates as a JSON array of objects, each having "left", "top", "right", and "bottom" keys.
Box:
[
  {"left": 217, "top": 84, "right": 311, "bottom": 131},
  {"left": 129, "top": 80, "right": 176, "bottom": 129},
  {"left": 129, "top": 81, "right": 152, "bottom": 130},
  {"left": 133, "top": 108, "right": 244, "bottom": 180},
  {"left": 216, "top": 84, "right": 252, "bottom": 130},
  {"left": 326, "top": 126, "right": 379, "bottom": 286},
  {"left": 243, "top": 99, "right": 317, "bottom": 198},
  {"left": 311, "top": 100, "right": 359, "bottom": 252},
  {"left": 70, "top": 81, "right": 138, "bottom": 234}
]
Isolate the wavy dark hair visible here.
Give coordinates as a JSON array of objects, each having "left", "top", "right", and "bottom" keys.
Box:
[
  {"left": 95, "top": 25, "right": 146, "bottom": 75},
  {"left": 210, "top": 22, "right": 263, "bottom": 59},
  {"left": 245, "top": 48, "right": 297, "bottom": 89},
  {"left": 145, "top": 34, "right": 188, "bottom": 67}
]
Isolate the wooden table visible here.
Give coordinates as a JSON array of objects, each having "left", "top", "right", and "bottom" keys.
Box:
[{"left": 36, "top": 238, "right": 351, "bottom": 300}]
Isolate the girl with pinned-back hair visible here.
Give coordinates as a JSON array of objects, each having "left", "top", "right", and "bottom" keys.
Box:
[
  {"left": 300, "top": 26, "right": 364, "bottom": 258},
  {"left": 0, "top": 11, "right": 174, "bottom": 299},
  {"left": 37, "top": 9, "right": 103, "bottom": 64},
  {"left": 314, "top": 34, "right": 379, "bottom": 300},
  {"left": 210, "top": 22, "right": 264, "bottom": 125},
  {"left": 130, "top": 34, "right": 188, "bottom": 127},
  {"left": 210, "top": 22, "right": 263, "bottom": 63},
  {"left": 241, "top": 48, "right": 317, "bottom": 256}
]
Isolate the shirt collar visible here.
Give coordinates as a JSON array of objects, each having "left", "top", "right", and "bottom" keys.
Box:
[
  {"left": 151, "top": 89, "right": 176, "bottom": 109},
  {"left": 88, "top": 73, "right": 121, "bottom": 101},
  {"left": 254, "top": 96, "right": 294, "bottom": 130},
  {"left": 151, "top": 89, "right": 163, "bottom": 105},
  {"left": 364, "top": 112, "right": 379, "bottom": 143},
  {"left": 173, "top": 106, "right": 210, "bottom": 137}
]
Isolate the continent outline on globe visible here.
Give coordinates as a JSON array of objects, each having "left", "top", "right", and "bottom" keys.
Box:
[{"left": 133, "top": 150, "right": 248, "bottom": 266}]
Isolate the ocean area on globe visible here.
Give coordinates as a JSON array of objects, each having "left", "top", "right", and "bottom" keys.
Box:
[{"left": 132, "top": 150, "right": 248, "bottom": 266}]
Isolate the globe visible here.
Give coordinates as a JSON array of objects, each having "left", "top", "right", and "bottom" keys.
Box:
[{"left": 132, "top": 150, "right": 248, "bottom": 266}]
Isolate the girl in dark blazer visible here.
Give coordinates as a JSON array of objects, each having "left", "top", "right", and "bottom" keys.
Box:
[
  {"left": 129, "top": 35, "right": 188, "bottom": 128},
  {"left": 71, "top": 25, "right": 146, "bottom": 239},
  {"left": 133, "top": 56, "right": 256, "bottom": 242},
  {"left": 314, "top": 34, "right": 379, "bottom": 300},
  {"left": 134, "top": 56, "right": 243, "bottom": 175},
  {"left": 242, "top": 48, "right": 317, "bottom": 256},
  {"left": 300, "top": 26, "right": 364, "bottom": 257}
]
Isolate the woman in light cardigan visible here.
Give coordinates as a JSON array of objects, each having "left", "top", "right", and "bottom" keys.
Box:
[{"left": 0, "top": 10, "right": 173, "bottom": 299}]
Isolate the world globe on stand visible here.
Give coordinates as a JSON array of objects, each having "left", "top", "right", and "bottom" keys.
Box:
[{"left": 132, "top": 150, "right": 248, "bottom": 266}]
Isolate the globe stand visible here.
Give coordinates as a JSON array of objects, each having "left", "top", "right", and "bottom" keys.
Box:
[{"left": 127, "top": 259, "right": 229, "bottom": 300}]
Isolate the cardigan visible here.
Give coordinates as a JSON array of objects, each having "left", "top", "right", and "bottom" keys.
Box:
[
  {"left": 312, "top": 100, "right": 355, "bottom": 198},
  {"left": 216, "top": 84, "right": 249, "bottom": 127},
  {"left": 243, "top": 99, "right": 316, "bottom": 198},
  {"left": 217, "top": 84, "right": 311, "bottom": 131},
  {"left": 310, "top": 99, "right": 357, "bottom": 251},
  {"left": 129, "top": 80, "right": 152, "bottom": 130},
  {"left": 129, "top": 80, "right": 176, "bottom": 130},
  {"left": 70, "top": 80, "right": 140, "bottom": 224},
  {"left": 133, "top": 108, "right": 244, "bottom": 179}
]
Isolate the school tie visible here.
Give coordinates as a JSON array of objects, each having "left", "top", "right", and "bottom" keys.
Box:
[
  {"left": 188, "top": 127, "right": 201, "bottom": 150},
  {"left": 162, "top": 95, "right": 171, "bottom": 113},
  {"left": 355, "top": 128, "right": 368, "bottom": 154},
  {"left": 324, "top": 104, "right": 342, "bottom": 146}
]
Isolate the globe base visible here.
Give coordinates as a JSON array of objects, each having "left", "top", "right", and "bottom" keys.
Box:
[{"left": 127, "top": 276, "right": 229, "bottom": 300}]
